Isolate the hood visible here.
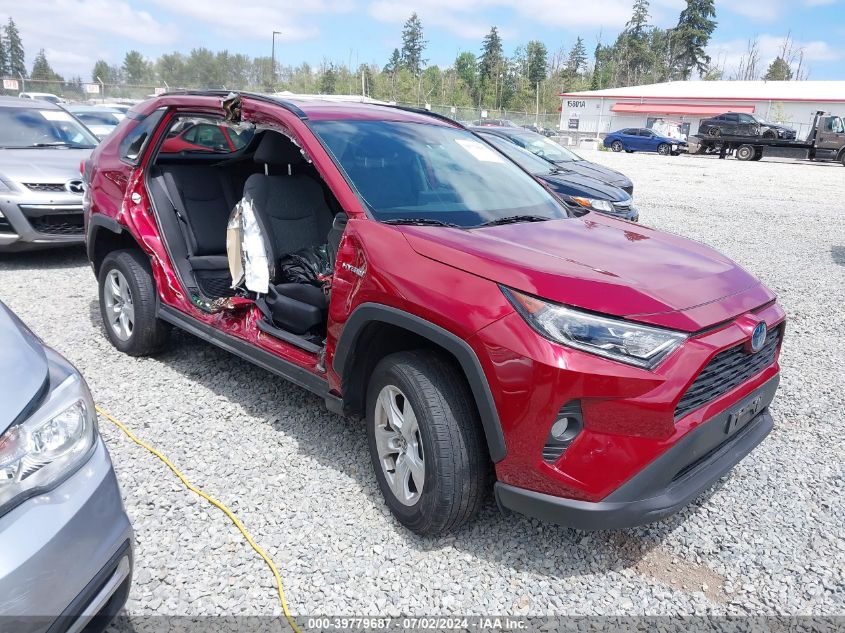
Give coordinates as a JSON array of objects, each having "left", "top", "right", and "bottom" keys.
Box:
[
  {"left": 401, "top": 216, "right": 772, "bottom": 332},
  {"left": 550, "top": 159, "right": 633, "bottom": 189},
  {"left": 0, "top": 148, "right": 92, "bottom": 184},
  {"left": 0, "top": 303, "right": 48, "bottom": 434},
  {"left": 538, "top": 171, "right": 630, "bottom": 202}
]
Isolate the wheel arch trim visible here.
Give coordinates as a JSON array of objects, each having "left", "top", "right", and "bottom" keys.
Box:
[{"left": 333, "top": 303, "right": 507, "bottom": 462}]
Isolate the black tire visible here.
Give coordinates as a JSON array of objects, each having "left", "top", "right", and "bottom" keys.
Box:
[
  {"left": 366, "top": 350, "right": 489, "bottom": 535},
  {"left": 736, "top": 144, "right": 756, "bottom": 161},
  {"left": 762, "top": 129, "right": 777, "bottom": 140},
  {"left": 625, "top": 149, "right": 634, "bottom": 153},
  {"left": 98, "top": 249, "right": 170, "bottom": 356},
  {"left": 656, "top": 143, "right": 670, "bottom": 156},
  {"left": 752, "top": 149, "right": 764, "bottom": 161},
  {"left": 610, "top": 140, "right": 623, "bottom": 152},
  {"left": 708, "top": 126, "right": 721, "bottom": 137}
]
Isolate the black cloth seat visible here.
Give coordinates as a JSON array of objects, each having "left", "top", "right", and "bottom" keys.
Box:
[{"left": 245, "top": 131, "right": 335, "bottom": 333}]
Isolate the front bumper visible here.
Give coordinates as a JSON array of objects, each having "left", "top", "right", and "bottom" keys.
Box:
[
  {"left": 0, "top": 438, "right": 133, "bottom": 633},
  {"left": 0, "top": 196, "right": 85, "bottom": 252},
  {"left": 496, "top": 374, "right": 778, "bottom": 530}
]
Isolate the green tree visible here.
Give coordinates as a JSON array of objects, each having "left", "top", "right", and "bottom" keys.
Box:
[
  {"left": 318, "top": 62, "right": 338, "bottom": 94},
  {"left": 763, "top": 56, "right": 793, "bottom": 81},
  {"left": 478, "top": 26, "right": 504, "bottom": 107},
  {"left": 92, "top": 60, "right": 112, "bottom": 83},
  {"left": 30, "top": 49, "right": 61, "bottom": 81},
  {"left": 156, "top": 53, "right": 186, "bottom": 86},
  {"left": 5, "top": 18, "right": 26, "bottom": 78},
  {"left": 0, "top": 31, "right": 8, "bottom": 76},
  {"left": 186, "top": 48, "right": 222, "bottom": 88},
  {"left": 384, "top": 48, "right": 401, "bottom": 74},
  {"left": 673, "top": 0, "right": 717, "bottom": 79},
  {"left": 122, "top": 50, "right": 150, "bottom": 85},
  {"left": 566, "top": 37, "right": 588, "bottom": 80},
  {"left": 526, "top": 40, "right": 547, "bottom": 86},
  {"left": 400, "top": 13, "right": 427, "bottom": 76}
]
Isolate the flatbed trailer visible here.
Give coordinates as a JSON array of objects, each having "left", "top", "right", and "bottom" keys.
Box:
[{"left": 689, "top": 111, "right": 845, "bottom": 165}]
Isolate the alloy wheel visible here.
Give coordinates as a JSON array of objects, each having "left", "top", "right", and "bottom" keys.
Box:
[
  {"left": 373, "top": 385, "right": 425, "bottom": 506},
  {"left": 103, "top": 269, "right": 135, "bottom": 341}
]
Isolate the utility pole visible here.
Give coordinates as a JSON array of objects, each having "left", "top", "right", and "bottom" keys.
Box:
[
  {"left": 535, "top": 81, "right": 540, "bottom": 127},
  {"left": 271, "top": 31, "right": 282, "bottom": 90}
]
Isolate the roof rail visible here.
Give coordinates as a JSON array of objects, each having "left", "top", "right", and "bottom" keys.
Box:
[
  {"left": 157, "top": 90, "right": 308, "bottom": 120},
  {"left": 378, "top": 104, "right": 465, "bottom": 129}
]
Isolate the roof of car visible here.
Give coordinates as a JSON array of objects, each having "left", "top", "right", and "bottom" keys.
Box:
[
  {"left": 138, "top": 91, "right": 459, "bottom": 126},
  {"left": 0, "top": 95, "right": 61, "bottom": 109}
]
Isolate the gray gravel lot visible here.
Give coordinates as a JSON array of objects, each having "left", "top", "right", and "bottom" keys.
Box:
[{"left": 0, "top": 151, "right": 843, "bottom": 619}]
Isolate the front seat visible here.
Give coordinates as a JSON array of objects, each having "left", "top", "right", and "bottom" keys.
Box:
[{"left": 243, "top": 132, "right": 335, "bottom": 334}]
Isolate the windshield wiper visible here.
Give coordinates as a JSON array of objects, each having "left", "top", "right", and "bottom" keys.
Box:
[
  {"left": 382, "top": 218, "right": 463, "bottom": 228},
  {"left": 474, "top": 215, "right": 553, "bottom": 227}
]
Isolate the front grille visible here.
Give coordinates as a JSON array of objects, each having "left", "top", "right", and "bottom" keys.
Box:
[
  {"left": 675, "top": 325, "right": 782, "bottom": 421},
  {"left": 30, "top": 214, "right": 84, "bottom": 235},
  {"left": 23, "top": 182, "right": 66, "bottom": 192}
]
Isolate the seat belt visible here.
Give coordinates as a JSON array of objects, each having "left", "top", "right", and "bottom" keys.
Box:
[{"left": 160, "top": 172, "right": 196, "bottom": 256}]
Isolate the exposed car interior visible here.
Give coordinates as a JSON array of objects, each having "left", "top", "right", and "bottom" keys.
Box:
[{"left": 146, "top": 114, "right": 347, "bottom": 351}]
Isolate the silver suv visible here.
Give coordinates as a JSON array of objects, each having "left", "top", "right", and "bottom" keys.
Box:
[
  {"left": 0, "top": 97, "right": 99, "bottom": 252},
  {"left": 0, "top": 301, "right": 132, "bottom": 632}
]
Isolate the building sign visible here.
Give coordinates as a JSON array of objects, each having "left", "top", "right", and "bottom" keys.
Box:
[
  {"left": 481, "top": 110, "right": 488, "bottom": 118},
  {"left": 85, "top": 83, "right": 100, "bottom": 94},
  {"left": 566, "top": 99, "right": 586, "bottom": 109},
  {"left": 154, "top": 87, "right": 166, "bottom": 96},
  {"left": 3, "top": 79, "right": 19, "bottom": 90},
  {"left": 568, "top": 116, "right": 580, "bottom": 130}
]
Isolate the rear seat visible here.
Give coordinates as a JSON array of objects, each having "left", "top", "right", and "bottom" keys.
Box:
[{"left": 156, "top": 164, "right": 237, "bottom": 296}]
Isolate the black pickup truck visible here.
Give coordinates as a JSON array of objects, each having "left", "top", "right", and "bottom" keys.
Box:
[{"left": 690, "top": 111, "right": 845, "bottom": 164}]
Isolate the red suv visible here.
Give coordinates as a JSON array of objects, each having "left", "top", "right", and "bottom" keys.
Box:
[{"left": 83, "top": 92, "right": 785, "bottom": 535}]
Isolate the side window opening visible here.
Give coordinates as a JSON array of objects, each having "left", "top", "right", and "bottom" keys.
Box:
[{"left": 119, "top": 108, "right": 166, "bottom": 165}]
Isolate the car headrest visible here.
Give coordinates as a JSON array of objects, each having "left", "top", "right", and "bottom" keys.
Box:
[{"left": 254, "top": 131, "right": 304, "bottom": 166}]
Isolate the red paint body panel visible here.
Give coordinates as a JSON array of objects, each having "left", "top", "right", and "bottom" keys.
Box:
[{"left": 85, "top": 93, "right": 786, "bottom": 511}]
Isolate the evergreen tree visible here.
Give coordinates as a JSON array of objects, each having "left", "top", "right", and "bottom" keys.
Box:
[
  {"left": 566, "top": 37, "right": 588, "bottom": 79},
  {"left": 318, "top": 62, "right": 338, "bottom": 94},
  {"left": 31, "top": 49, "right": 60, "bottom": 80},
  {"left": 5, "top": 18, "right": 26, "bottom": 78},
  {"left": 478, "top": 26, "right": 504, "bottom": 107},
  {"left": 763, "top": 56, "right": 793, "bottom": 81},
  {"left": 0, "top": 32, "right": 8, "bottom": 76},
  {"left": 525, "top": 40, "right": 548, "bottom": 86},
  {"left": 92, "top": 60, "right": 111, "bottom": 83},
  {"left": 673, "top": 0, "right": 717, "bottom": 79},
  {"left": 384, "top": 48, "right": 401, "bottom": 74},
  {"left": 400, "top": 13, "right": 427, "bottom": 76},
  {"left": 627, "top": 0, "right": 650, "bottom": 37},
  {"left": 122, "top": 50, "right": 149, "bottom": 85}
]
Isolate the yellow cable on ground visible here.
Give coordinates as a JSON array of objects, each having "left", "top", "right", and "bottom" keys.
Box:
[{"left": 95, "top": 405, "right": 302, "bottom": 633}]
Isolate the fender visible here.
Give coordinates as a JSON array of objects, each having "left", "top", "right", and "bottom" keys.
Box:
[
  {"left": 86, "top": 214, "right": 125, "bottom": 264},
  {"left": 333, "top": 303, "right": 507, "bottom": 462}
]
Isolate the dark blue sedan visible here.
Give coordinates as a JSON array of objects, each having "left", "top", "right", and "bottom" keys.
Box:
[{"left": 603, "top": 128, "right": 687, "bottom": 155}]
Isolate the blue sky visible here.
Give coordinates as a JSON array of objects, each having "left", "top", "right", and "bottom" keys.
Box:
[{"left": 1, "top": 0, "right": 843, "bottom": 81}]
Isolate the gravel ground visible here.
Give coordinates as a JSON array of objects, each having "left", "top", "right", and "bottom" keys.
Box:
[{"left": 0, "top": 151, "right": 843, "bottom": 621}]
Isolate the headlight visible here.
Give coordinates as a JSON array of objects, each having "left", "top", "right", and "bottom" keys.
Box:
[
  {"left": 570, "top": 197, "right": 614, "bottom": 213},
  {"left": 503, "top": 287, "right": 687, "bottom": 369},
  {"left": 0, "top": 370, "right": 97, "bottom": 514}
]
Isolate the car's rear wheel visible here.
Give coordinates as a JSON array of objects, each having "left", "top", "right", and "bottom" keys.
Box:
[
  {"left": 366, "top": 351, "right": 489, "bottom": 535},
  {"left": 708, "top": 127, "right": 721, "bottom": 137},
  {"left": 610, "top": 140, "right": 623, "bottom": 152},
  {"left": 98, "top": 250, "right": 169, "bottom": 356},
  {"left": 736, "top": 144, "right": 756, "bottom": 161},
  {"left": 656, "top": 143, "right": 670, "bottom": 156}
]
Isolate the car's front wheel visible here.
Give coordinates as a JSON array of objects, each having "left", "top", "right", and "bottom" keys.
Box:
[
  {"left": 366, "top": 351, "right": 489, "bottom": 535},
  {"left": 98, "top": 249, "right": 169, "bottom": 356},
  {"left": 656, "top": 143, "right": 670, "bottom": 156},
  {"left": 610, "top": 140, "right": 623, "bottom": 152}
]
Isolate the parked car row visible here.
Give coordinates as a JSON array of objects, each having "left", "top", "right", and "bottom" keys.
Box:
[{"left": 0, "top": 94, "right": 785, "bottom": 629}]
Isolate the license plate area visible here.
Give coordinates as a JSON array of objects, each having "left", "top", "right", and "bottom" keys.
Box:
[{"left": 725, "top": 395, "right": 764, "bottom": 435}]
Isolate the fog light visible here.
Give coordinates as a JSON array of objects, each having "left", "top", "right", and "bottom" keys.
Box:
[{"left": 542, "top": 401, "right": 583, "bottom": 463}]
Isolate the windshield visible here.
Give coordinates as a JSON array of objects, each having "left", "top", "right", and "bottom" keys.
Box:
[
  {"left": 311, "top": 120, "right": 568, "bottom": 228},
  {"left": 0, "top": 107, "right": 98, "bottom": 149},
  {"left": 73, "top": 111, "right": 124, "bottom": 126},
  {"left": 509, "top": 131, "right": 582, "bottom": 163},
  {"left": 478, "top": 133, "right": 556, "bottom": 174},
  {"left": 312, "top": 120, "right": 568, "bottom": 227}
]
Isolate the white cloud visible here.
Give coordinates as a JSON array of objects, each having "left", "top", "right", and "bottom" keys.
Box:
[
  {"left": 367, "top": 0, "right": 685, "bottom": 39},
  {"left": 149, "top": 0, "right": 355, "bottom": 41}
]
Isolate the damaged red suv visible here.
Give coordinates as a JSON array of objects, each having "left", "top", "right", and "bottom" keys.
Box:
[{"left": 83, "top": 92, "right": 784, "bottom": 535}]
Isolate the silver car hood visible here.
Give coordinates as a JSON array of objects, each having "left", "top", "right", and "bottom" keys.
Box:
[
  {"left": 0, "top": 148, "right": 91, "bottom": 184},
  {"left": 0, "top": 303, "right": 48, "bottom": 435}
]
